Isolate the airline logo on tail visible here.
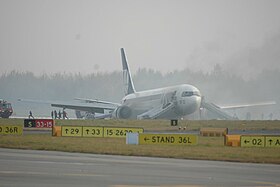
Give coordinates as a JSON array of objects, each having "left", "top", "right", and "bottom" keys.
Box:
[{"left": 121, "top": 48, "right": 136, "bottom": 96}]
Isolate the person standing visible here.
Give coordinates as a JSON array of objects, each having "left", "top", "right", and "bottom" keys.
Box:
[
  {"left": 54, "top": 110, "right": 57, "bottom": 119},
  {"left": 63, "top": 110, "right": 68, "bottom": 119},
  {"left": 58, "top": 110, "right": 61, "bottom": 119},
  {"left": 28, "top": 111, "right": 34, "bottom": 119}
]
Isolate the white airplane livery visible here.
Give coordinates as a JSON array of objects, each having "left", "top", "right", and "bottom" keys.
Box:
[
  {"left": 112, "top": 48, "right": 202, "bottom": 119},
  {"left": 18, "top": 48, "right": 275, "bottom": 120},
  {"left": 52, "top": 48, "right": 202, "bottom": 120}
]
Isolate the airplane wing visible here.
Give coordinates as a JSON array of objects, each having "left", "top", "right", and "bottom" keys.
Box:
[
  {"left": 74, "top": 98, "right": 120, "bottom": 106},
  {"left": 18, "top": 98, "right": 118, "bottom": 114},
  {"left": 17, "top": 98, "right": 52, "bottom": 104},
  {"left": 200, "top": 99, "right": 276, "bottom": 120},
  {"left": 201, "top": 101, "right": 237, "bottom": 120},
  {"left": 219, "top": 101, "right": 276, "bottom": 109},
  {"left": 51, "top": 103, "right": 117, "bottom": 114}
]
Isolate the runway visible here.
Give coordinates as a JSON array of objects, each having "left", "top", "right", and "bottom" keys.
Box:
[{"left": 0, "top": 148, "right": 279, "bottom": 187}]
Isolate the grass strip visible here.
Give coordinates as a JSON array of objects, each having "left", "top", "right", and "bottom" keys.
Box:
[{"left": 1, "top": 119, "right": 280, "bottom": 164}]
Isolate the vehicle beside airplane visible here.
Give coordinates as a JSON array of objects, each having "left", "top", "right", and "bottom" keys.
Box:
[{"left": 0, "top": 99, "right": 13, "bottom": 118}]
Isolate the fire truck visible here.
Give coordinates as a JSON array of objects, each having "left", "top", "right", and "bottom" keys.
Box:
[{"left": 0, "top": 99, "right": 13, "bottom": 118}]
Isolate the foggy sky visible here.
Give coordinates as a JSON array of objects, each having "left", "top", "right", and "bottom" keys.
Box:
[{"left": 1, "top": 0, "right": 280, "bottom": 78}]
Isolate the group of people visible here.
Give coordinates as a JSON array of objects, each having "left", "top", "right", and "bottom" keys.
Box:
[
  {"left": 51, "top": 110, "right": 68, "bottom": 119},
  {"left": 28, "top": 110, "right": 68, "bottom": 119}
]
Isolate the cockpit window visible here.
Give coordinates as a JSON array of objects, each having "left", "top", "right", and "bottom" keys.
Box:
[
  {"left": 181, "top": 91, "right": 201, "bottom": 97},
  {"left": 182, "top": 91, "right": 193, "bottom": 97}
]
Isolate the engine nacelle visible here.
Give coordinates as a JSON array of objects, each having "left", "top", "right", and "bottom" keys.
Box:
[{"left": 115, "top": 105, "right": 132, "bottom": 119}]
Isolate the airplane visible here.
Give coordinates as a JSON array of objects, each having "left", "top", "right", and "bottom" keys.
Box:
[
  {"left": 19, "top": 48, "right": 276, "bottom": 120},
  {"left": 51, "top": 48, "right": 203, "bottom": 120}
]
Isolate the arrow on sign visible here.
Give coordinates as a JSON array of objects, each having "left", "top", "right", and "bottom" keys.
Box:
[
  {"left": 268, "top": 139, "right": 273, "bottom": 145},
  {"left": 144, "top": 137, "right": 150, "bottom": 141},
  {"left": 244, "top": 140, "right": 250, "bottom": 144}
]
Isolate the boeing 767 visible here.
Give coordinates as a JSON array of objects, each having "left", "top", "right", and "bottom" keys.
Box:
[
  {"left": 52, "top": 48, "right": 202, "bottom": 120},
  {"left": 20, "top": 48, "right": 274, "bottom": 120}
]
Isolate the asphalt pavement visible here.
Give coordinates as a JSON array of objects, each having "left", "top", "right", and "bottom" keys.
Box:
[{"left": 0, "top": 148, "right": 280, "bottom": 187}]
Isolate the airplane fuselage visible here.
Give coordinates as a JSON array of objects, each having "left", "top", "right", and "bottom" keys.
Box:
[
  {"left": 113, "top": 84, "right": 201, "bottom": 119},
  {"left": 50, "top": 48, "right": 203, "bottom": 120}
]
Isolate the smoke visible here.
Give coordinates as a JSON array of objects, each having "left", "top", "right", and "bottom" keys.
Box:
[{"left": 224, "top": 31, "right": 280, "bottom": 80}]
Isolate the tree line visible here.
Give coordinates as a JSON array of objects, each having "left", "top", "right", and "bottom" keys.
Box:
[{"left": 0, "top": 66, "right": 279, "bottom": 119}]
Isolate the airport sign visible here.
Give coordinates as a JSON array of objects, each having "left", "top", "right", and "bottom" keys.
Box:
[
  {"left": 0, "top": 125, "right": 23, "bottom": 136},
  {"left": 24, "top": 119, "right": 54, "bottom": 128},
  {"left": 61, "top": 126, "right": 82, "bottom": 137},
  {"left": 35, "top": 119, "right": 54, "bottom": 128},
  {"left": 60, "top": 126, "right": 143, "bottom": 138},
  {"left": 241, "top": 136, "right": 265, "bottom": 147},
  {"left": 139, "top": 134, "right": 197, "bottom": 145},
  {"left": 24, "top": 119, "right": 36, "bottom": 128},
  {"left": 265, "top": 136, "right": 280, "bottom": 148},
  {"left": 83, "top": 126, "right": 104, "bottom": 137},
  {"left": 104, "top": 127, "right": 144, "bottom": 138}
]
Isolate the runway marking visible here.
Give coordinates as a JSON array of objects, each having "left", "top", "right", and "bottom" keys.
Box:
[
  {"left": 0, "top": 171, "right": 49, "bottom": 175},
  {"left": 252, "top": 181, "right": 280, "bottom": 186},
  {"left": 112, "top": 185, "right": 204, "bottom": 187},
  {"left": 0, "top": 170, "right": 105, "bottom": 177}
]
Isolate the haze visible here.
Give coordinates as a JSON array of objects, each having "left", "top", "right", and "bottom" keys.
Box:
[{"left": 1, "top": 0, "right": 280, "bottom": 79}]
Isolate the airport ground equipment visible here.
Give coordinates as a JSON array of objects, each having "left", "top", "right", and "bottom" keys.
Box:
[{"left": 0, "top": 99, "right": 13, "bottom": 118}]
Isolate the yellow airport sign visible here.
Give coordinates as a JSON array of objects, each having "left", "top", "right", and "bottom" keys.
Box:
[
  {"left": 61, "top": 126, "right": 82, "bottom": 137},
  {"left": 265, "top": 136, "right": 280, "bottom": 148},
  {"left": 0, "top": 125, "right": 23, "bottom": 136},
  {"left": 241, "top": 136, "right": 265, "bottom": 147},
  {"left": 104, "top": 127, "right": 144, "bottom": 138},
  {"left": 139, "top": 134, "right": 197, "bottom": 145},
  {"left": 83, "top": 126, "right": 103, "bottom": 137}
]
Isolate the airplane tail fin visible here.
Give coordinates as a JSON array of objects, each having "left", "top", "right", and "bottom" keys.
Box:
[{"left": 121, "top": 48, "right": 136, "bottom": 95}]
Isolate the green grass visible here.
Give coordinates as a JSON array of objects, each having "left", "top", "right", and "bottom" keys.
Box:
[
  {"left": 1, "top": 118, "right": 280, "bottom": 131},
  {"left": 1, "top": 119, "right": 280, "bottom": 164}
]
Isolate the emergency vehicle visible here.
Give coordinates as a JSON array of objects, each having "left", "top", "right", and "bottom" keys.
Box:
[{"left": 0, "top": 99, "right": 13, "bottom": 118}]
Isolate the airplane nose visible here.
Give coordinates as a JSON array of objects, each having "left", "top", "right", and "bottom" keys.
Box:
[
  {"left": 183, "top": 96, "right": 201, "bottom": 115},
  {"left": 175, "top": 85, "right": 202, "bottom": 116},
  {"left": 191, "top": 96, "right": 202, "bottom": 111}
]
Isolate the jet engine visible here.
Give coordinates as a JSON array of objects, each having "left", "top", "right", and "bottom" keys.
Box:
[{"left": 115, "top": 105, "right": 132, "bottom": 119}]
